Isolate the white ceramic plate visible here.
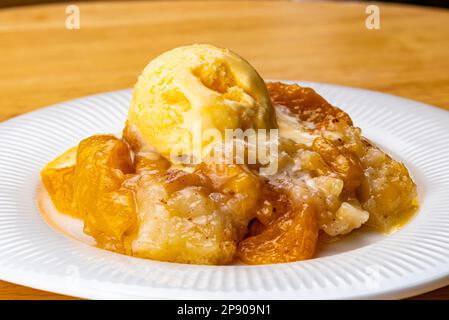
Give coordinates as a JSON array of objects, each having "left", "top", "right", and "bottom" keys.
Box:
[{"left": 1, "top": 81, "right": 449, "bottom": 300}]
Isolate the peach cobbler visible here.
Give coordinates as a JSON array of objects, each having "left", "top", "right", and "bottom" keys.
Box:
[{"left": 40, "top": 45, "right": 418, "bottom": 265}]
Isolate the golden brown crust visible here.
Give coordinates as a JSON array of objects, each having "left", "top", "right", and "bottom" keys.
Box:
[{"left": 266, "top": 82, "right": 353, "bottom": 127}]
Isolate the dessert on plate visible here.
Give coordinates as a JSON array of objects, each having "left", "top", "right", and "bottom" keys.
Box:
[{"left": 40, "top": 44, "right": 418, "bottom": 265}]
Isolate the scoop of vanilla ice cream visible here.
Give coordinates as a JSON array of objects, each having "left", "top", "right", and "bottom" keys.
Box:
[{"left": 125, "top": 44, "right": 276, "bottom": 159}]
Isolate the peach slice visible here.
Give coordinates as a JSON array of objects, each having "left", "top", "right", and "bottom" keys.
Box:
[
  {"left": 73, "top": 135, "right": 136, "bottom": 252},
  {"left": 41, "top": 147, "right": 79, "bottom": 217},
  {"left": 238, "top": 203, "right": 318, "bottom": 264}
]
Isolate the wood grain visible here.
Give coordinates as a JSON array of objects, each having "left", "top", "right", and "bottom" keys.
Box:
[{"left": 0, "top": 0, "right": 448, "bottom": 300}]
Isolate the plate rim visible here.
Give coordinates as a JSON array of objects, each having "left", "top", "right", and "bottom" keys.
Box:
[{"left": 1, "top": 81, "right": 449, "bottom": 300}]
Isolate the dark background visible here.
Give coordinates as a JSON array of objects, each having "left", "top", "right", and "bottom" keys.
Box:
[{"left": 0, "top": 0, "right": 448, "bottom": 9}]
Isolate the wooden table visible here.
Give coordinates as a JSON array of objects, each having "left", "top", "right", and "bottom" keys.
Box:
[{"left": 0, "top": 0, "right": 448, "bottom": 300}]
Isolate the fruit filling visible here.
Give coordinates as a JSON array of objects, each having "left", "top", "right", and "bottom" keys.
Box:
[{"left": 41, "top": 82, "right": 417, "bottom": 265}]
